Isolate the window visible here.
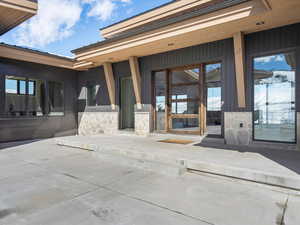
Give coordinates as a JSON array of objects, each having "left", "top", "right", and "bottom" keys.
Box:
[
  {"left": 5, "top": 78, "right": 17, "bottom": 94},
  {"left": 87, "top": 84, "right": 98, "bottom": 106},
  {"left": 19, "top": 80, "right": 26, "bottom": 95},
  {"left": 48, "top": 81, "right": 64, "bottom": 116},
  {"left": 5, "top": 76, "right": 46, "bottom": 117},
  {"left": 253, "top": 52, "right": 296, "bottom": 142},
  {"left": 28, "top": 80, "right": 36, "bottom": 96},
  {"left": 4, "top": 76, "right": 64, "bottom": 117}
]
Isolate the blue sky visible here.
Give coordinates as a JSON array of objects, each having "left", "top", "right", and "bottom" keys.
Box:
[{"left": 0, "top": 0, "right": 171, "bottom": 58}]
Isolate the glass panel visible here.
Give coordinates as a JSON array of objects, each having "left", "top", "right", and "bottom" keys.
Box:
[
  {"left": 171, "top": 85, "right": 199, "bottom": 100},
  {"left": 254, "top": 53, "right": 296, "bottom": 142},
  {"left": 5, "top": 79, "right": 17, "bottom": 94},
  {"left": 172, "top": 118, "right": 199, "bottom": 131},
  {"left": 27, "top": 79, "right": 46, "bottom": 117},
  {"left": 28, "top": 81, "right": 35, "bottom": 96},
  {"left": 154, "top": 71, "right": 166, "bottom": 131},
  {"left": 172, "top": 68, "right": 199, "bottom": 84},
  {"left": 19, "top": 80, "right": 26, "bottom": 95},
  {"left": 48, "top": 81, "right": 64, "bottom": 116},
  {"left": 171, "top": 100, "right": 199, "bottom": 114},
  {"left": 87, "top": 84, "right": 98, "bottom": 106},
  {"left": 206, "top": 63, "right": 222, "bottom": 135},
  {"left": 5, "top": 76, "right": 27, "bottom": 116}
]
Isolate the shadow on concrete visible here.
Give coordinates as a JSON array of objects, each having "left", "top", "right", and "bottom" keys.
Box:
[
  {"left": 194, "top": 137, "right": 300, "bottom": 175},
  {"left": 0, "top": 139, "right": 41, "bottom": 150}
]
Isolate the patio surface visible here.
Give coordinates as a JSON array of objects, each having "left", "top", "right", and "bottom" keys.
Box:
[
  {"left": 0, "top": 139, "right": 300, "bottom": 225},
  {"left": 56, "top": 133, "right": 300, "bottom": 190}
]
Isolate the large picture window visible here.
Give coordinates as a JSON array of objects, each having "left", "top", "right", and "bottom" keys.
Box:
[
  {"left": 4, "top": 76, "right": 64, "bottom": 117},
  {"left": 253, "top": 52, "right": 296, "bottom": 142}
]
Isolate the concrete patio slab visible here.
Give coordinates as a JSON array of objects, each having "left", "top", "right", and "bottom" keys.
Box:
[
  {"left": 0, "top": 139, "right": 300, "bottom": 224},
  {"left": 56, "top": 134, "right": 300, "bottom": 190}
]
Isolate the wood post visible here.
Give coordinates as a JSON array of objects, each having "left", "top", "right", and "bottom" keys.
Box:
[
  {"left": 233, "top": 31, "right": 246, "bottom": 108},
  {"left": 199, "top": 64, "right": 206, "bottom": 136},
  {"left": 103, "top": 62, "right": 116, "bottom": 110},
  {"left": 129, "top": 56, "right": 142, "bottom": 109}
]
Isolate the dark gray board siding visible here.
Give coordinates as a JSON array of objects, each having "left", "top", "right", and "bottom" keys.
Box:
[
  {"left": 78, "top": 23, "right": 300, "bottom": 116},
  {"left": 139, "top": 38, "right": 241, "bottom": 112},
  {"left": 0, "top": 57, "right": 78, "bottom": 142},
  {"left": 77, "top": 60, "right": 132, "bottom": 112},
  {"left": 245, "top": 22, "right": 300, "bottom": 112}
]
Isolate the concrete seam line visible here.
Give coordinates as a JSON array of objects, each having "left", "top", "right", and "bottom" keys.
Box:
[
  {"left": 279, "top": 195, "right": 289, "bottom": 225},
  {"left": 100, "top": 185, "right": 216, "bottom": 225}
]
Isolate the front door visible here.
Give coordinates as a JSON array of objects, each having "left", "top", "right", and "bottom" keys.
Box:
[
  {"left": 120, "top": 77, "right": 135, "bottom": 129},
  {"left": 153, "top": 63, "right": 223, "bottom": 136}
]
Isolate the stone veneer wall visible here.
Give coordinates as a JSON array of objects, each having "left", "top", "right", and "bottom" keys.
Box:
[
  {"left": 135, "top": 111, "right": 152, "bottom": 136},
  {"left": 78, "top": 112, "right": 119, "bottom": 135},
  {"left": 224, "top": 112, "right": 252, "bottom": 145}
]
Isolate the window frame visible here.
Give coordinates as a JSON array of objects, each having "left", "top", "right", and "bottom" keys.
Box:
[
  {"left": 3, "top": 76, "right": 65, "bottom": 118},
  {"left": 86, "top": 82, "right": 99, "bottom": 107}
]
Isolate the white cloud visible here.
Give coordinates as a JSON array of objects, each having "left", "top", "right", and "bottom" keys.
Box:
[
  {"left": 15, "top": 0, "right": 82, "bottom": 47},
  {"left": 83, "top": 0, "right": 131, "bottom": 21},
  {"left": 13, "top": 0, "right": 131, "bottom": 48},
  {"left": 255, "top": 55, "right": 285, "bottom": 63}
]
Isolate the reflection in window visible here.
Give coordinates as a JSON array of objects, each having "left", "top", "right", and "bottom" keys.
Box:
[
  {"left": 254, "top": 53, "right": 295, "bottom": 142},
  {"left": 28, "top": 81, "right": 36, "bottom": 96},
  {"left": 5, "top": 76, "right": 46, "bottom": 117},
  {"left": 19, "top": 80, "right": 26, "bottom": 95},
  {"left": 206, "top": 63, "right": 222, "bottom": 135},
  {"left": 48, "top": 81, "right": 64, "bottom": 116},
  {"left": 5, "top": 78, "right": 18, "bottom": 94},
  {"left": 28, "top": 79, "right": 46, "bottom": 116},
  {"left": 87, "top": 84, "right": 98, "bottom": 106},
  {"left": 154, "top": 71, "right": 166, "bottom": 131},
  {"left": 172, "top": 118, "right": 199, "bottom": 130}
]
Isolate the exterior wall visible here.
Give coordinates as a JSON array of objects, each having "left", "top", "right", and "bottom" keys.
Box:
[
  {"left": 77, "top": 61, "right": 132, "bottom": 135},
  {"left": 0, "top": 57, "right": 78, "bottom": 142},
  {"left": 77, "top": 23, "right": 300, "bottom": 147},
  {"left": 224, "top": 112, "right": 252, "bottom": 145}
]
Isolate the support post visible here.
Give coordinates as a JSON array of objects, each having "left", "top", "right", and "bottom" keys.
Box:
[
  {"left": 103, "top": 62, "right": 116, "bottom": 110},
  {"left": 129, "top": 56, "right": 142, "bottom": 109},
  {"left": 233, "top": 31, "right": 246, "bottom": 108}
]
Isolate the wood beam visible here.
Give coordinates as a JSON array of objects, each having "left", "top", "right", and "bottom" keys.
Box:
[
  {"left": 129, "top": 56, "right": 142, "bottom": 109},
  {"left": 233, "top": 32, "right": 246, "bottom": 108},
  {"left": 103, "top": 62, "right": 116, "bottom": 110}
]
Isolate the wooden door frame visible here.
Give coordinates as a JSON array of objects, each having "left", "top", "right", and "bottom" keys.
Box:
[{"left": 152, "top": 61, "right": 221, "bottom": 136}]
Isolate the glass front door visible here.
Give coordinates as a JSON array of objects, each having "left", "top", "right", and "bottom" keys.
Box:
[
  {"left": 169, "top": 67, "right": 201, "bottom": 134},
  {"left": 153, "top": 63, "right": 223, "bottom": 136},
  {"left": 253, "top": 52, "right": 296, "bottom": 142}
]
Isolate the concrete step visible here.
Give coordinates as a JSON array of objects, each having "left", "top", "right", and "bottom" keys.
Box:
[
  {"left": 56, "top": 138, "right": 187, "bottom": 177},
  {"left": 56, "top": 138, "right": 300, "bottom": 190}
]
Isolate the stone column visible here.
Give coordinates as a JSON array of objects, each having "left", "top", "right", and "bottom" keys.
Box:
[
  {"left": 135, "top": 110, "right": 152, "bottom": 136},
  {"left": 224, "top": 112, "right": 252, "bottom": 145},
  {"left": 78, "top": 111, "right": 119, "bottom": 135}
]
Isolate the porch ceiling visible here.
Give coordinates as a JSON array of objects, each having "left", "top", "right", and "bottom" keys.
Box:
[
  {"left": 73, "top": 0, "right": 300, "bottom": 70},
  {"left": 0, "top": 0, "right": 37, "bottom": 35}
]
